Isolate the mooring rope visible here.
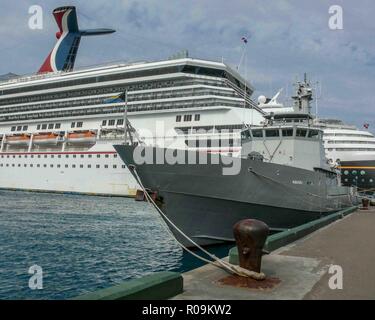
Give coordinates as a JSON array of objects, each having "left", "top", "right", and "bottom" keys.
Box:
[{"left": 131, "top": 166, "right": 266, "bottom": 280}]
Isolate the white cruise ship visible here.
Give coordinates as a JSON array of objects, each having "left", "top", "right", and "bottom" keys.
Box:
[{"left": 0, "top": 6, "right": 264, "bottom": 196}]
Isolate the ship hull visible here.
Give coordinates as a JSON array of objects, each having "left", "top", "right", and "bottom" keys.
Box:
[
  {"left": 115, "top": 145, "right": 356, "bottom": 246},
  {"left": 0, "top": 150, "right": 138, "bottom": 197}
]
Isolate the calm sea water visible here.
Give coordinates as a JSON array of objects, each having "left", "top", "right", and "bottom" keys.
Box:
[{"left": 0, "top": 190, "right": 231, "bottom": 300}]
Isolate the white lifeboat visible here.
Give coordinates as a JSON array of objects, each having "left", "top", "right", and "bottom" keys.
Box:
[
  {"left": 6, "top": 134, "right": 30, "bottom": 146},
  {"left": 67, "top": 131, "right": 96, "bottom": 144}
]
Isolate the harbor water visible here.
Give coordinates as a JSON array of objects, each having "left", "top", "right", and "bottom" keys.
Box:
[{"left": 0, "top": 190, "right": 231, "bottom": 300}]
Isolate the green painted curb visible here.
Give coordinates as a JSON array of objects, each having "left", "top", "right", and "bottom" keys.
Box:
[
  {"left": 229, "top": 206, "right": 358, "bottom": 265},
  {"left": 72, "top": 271, "right": 183, "bottom": 300}
]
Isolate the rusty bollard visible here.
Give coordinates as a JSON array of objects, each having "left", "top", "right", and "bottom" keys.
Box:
[
  {"left": 233, "top": 219, "right": 269, "bottom": 273},
  {"left": 362, "top": 198, "right": 370, "bottom": 210}
]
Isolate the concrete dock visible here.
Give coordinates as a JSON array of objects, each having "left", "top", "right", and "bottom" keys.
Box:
[
  {"left": 73, "top": 206, "right": 375, "bottom": 300},
  {"left": 173, "top": 207, "right": 375, "bottom": 300}
]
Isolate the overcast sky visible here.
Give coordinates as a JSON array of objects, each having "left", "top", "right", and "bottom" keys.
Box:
[{"left": 0, "top": 0, "right": 374, "bottom": 130}]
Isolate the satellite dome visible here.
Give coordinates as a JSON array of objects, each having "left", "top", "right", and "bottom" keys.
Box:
[{"left": 258, "top": 95, "right": 267, "bottom": 104}]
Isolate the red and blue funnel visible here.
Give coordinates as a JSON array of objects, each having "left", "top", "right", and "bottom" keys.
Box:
[{"left": 38, "top": 6, "right": 115, "bottom": 74}]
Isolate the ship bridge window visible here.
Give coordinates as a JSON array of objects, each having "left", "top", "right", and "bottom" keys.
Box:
[
  {"left": 241, "top": 130, "right": 251, "bottom": 140},
  {"left": 308, "top": 130, "right": 319, "bottom": 139},
  {"left": 265, "top": 129, "right": 280, "bottom": 137},
  {"left": 296, "top": 129, "right": 307, "bottom": 137},
  {"left": 251, "top": 129, "right": 263, "bottom": 138},
  {"left": 108, "top": 120, "right": 115, "bottom": 126},
  {"left": 282, "top": 129, "right": 293, "bottom": 137}
]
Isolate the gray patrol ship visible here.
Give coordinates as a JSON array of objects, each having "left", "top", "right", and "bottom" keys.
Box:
[{"left": 114, "top": 81, "right": 357, "bottom": 246}]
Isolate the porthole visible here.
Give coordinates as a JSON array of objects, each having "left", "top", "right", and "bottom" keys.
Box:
[
  {"left": 343, "top": 170, "right": 349, "bottom": 175},
  {"left": 370, "top": 179, "right": 374, "bottom": 183},
  {"left": 352, "top": 170, "right": 357, "bottom": 175},
  {"left": 360, "top": 170, "right": 366, "bottom": 175}
]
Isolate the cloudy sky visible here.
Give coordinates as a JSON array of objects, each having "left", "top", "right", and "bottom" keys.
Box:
[{"left": 0, "top": 0, "right": 374, "bottom": 130}]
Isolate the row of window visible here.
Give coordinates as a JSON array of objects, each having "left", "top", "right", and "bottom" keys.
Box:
[
  {"left": 324, "top": 134, "right": 372, "bottom": 138},
  {"left": 102, "top": 119, "right": 124, "bottom": 126},
  {"left": 0, "top": 163, "right": 126, "bottom": 169},
  {"left": 327, "top": 140, "right": 375, "bottom": 144},
  {"left": 10, "top": 125, "right": 28, "bottom": 132},
  {"left": 176, "top": 114, "right": 200, "bottom": 122},
  {"left": 327, "top": 148, "right": 375, "bottom": 151},
  {"left": 0, "top": 79, "right": 223, "bottom": 107},
  {"left": 242, "top": 128, "right": 320, "bottom": 140},
  {"left": 343, "top": 177, "right": 374, "bottom": 184},
  {"left": 175, "top": 124, "right": 243, "bottom": 135},
  {"left": 184, "top": 138, "right": 238, "bottom": 148},
  {"left": 0, "top": 88, "right": 238, "bottom": 116},
  {"left": 71, "top": 121, "right": 83, "bottom": 128},
  {"left": 0, "top": 99, "right": 243, "bottom": 122},
  {"left": 343, "top": 170, "right": 367, "bottom": 176},
  {"left": 0, "top": 64, "right": 241, "bottom": 98},
  {"left": 36, "top": 123, "right": 61, "bottom": 130},
  {"left": 1, "top": 153, "right": 117, "bottom": 159}
]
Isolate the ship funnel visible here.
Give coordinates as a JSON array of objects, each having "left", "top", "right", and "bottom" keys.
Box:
[{"left": 38, "top": 6, "right": 115, "bottom": 74}]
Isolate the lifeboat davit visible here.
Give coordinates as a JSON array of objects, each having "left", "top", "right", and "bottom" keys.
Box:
[
  {"left": 33, "top": 132, "right": 61, "bottom": 145},
  {"left": 67, "top": 131, "right": 96, "bottom": 144},
  {"left": 6, "top": 134, "right": 30, "bottom": 146}
]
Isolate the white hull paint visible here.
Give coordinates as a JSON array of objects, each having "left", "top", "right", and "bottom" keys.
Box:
[{"left": 0, "top": 148, "right": 138, "bottom": 196}]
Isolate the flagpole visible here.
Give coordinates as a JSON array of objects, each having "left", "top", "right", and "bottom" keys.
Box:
[{"left": 123, "top": 90, "right": 128, "bottom": 144}]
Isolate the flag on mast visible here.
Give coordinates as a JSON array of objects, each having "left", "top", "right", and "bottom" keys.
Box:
[
  {"left": 241, "top": 36, "right": 248, "bottom": 44},
  {"left": 364, "top": 123, "right": 370, "bottom": 129}
]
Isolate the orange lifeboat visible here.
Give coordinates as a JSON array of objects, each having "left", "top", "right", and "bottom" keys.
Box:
[
  {"left": 33, "top": 132, "right": 61, "bottom": 145},
  {"left": 6, "top": 134, "right": 30, "bottom": 146},
  {"left": 67, "top": 131, "right": 96, "bottom": 144}
]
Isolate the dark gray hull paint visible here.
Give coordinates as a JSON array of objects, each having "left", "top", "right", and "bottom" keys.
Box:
[{"left": 114, "top": 145, "right": 356, "bottom": 246}]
